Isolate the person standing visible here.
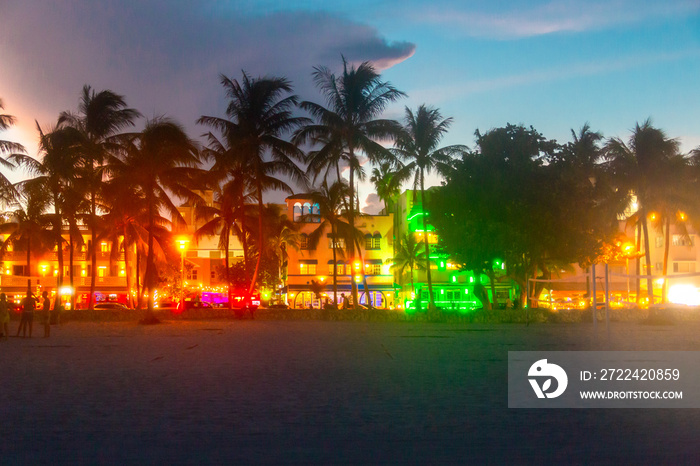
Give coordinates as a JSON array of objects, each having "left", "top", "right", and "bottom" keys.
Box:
[
  {"left": 41, "top": 291, "right": 51, "bottom": 338},
  {"left": 17, "top": 288, "right": 36, "bottom": 338},
  {"left": 0, "top": 293, "right": 9, "bottom": 339}
]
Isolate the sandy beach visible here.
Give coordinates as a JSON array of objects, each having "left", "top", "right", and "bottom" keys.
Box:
[{"left": 2, "top": 319, "right": 700, "bottom": 464}]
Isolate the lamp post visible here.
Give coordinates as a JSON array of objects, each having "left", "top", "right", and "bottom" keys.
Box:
[{"left": 177, "top": 237, "right": 189, "bottom": 307}]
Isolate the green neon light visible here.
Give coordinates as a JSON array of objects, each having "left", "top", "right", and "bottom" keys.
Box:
[{"left": 407, "top": 212, "right": 426, "bottom": 221}]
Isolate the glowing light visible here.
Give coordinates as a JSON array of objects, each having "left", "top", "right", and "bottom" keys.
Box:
[
  {"left": 464, "top": 289, "right": 469, "bottom": 295},
  {"left": 655, "top": 278, "right": 665, "bottom": 285},
  {"left": 4, "top": 269, "right": 9, "bottom": 275},
  {"left": 354, "top": 261, "right": 361, "bottom": 271},
  {"left": 53, "top": 270, "right": 58, "bottom": 276},
  {"left": 649, "top": 212, "right": 658, "bottom": 221},
  {"left": 319, "top": 276, "right": 325, "bottom": 282},
  {"left": 60, "top": 286, "right": 74, "bottom": 295},
  {"left": 355, "top": 275, "right": 362, "bottom": 283},
  {"left": 177, "top": 236, "right": 190, "bottom": 250},
  {"left": 668, "top": 285, "right": 700, "bottom": 306},
  {"left": 678, "top": 212, "right": 687, "bottom": 221}
]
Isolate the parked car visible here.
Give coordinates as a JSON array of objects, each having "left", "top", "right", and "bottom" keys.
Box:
[
  {"left": 175, "top": 300, "right": 212, "bottom": 312},
  {"left": 94, "top": 303, "right": 132, "bottom": 311}
]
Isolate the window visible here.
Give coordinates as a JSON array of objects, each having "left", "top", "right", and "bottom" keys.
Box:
[
  {"left": 299, "top": 263, "right": 316, "bottom": 275},
  {"left": 300, "top": 234, "right": 309, "bottom": 250},
  {"left": 672, "top": 235, "right": 695, "bottom": 247},
  {"left": 365, "top": 233, "right": 381, "bottom": 250},
  {"left": 101, "top": 242, "right": 109, "bottom": 252},
  {"left": 311, "top": 203, "right": 321, "bottom": 223},
  {"left": 293, "top": 203, "right": 302, "bottom": 222},
  {"left": 655, "top": 236, "right": 664, "bottom": 248},
  {"left": 328, "top": 237, "right": 345, "bottom": 250},
  {"left": 673, "top": 262, "right": 696, "bottom": 273},
  {"left": 187, "top": 269, "right": 198, "bottom": 280},
  {"left": 211, "top": 270, "right": 216, "bottom": 279},
  {"left": 371, "top": 264, "right": 381, "bottom": 275}
]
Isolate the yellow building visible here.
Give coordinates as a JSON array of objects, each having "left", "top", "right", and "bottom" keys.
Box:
[{"left": 285, "top": 194, "right": 396, "bottom": 309}]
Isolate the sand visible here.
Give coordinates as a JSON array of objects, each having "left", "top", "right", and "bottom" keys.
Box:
[{"left": 2, "top": 319, "right": 699, "bottom": 464}]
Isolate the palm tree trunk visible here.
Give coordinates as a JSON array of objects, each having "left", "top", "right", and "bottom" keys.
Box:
[
  {"left": 135, "top": 249, "right": 141, "bottom": 309},
  {"left": 54, "top": 196, "right": 64, "bottom": 311},
  {"left": 662, "top": 216, "right": 670, "bottom": 303},
  {"left": 635, "top": 221, "right": 641, "bottom": 305},
  {"left": 88, "top": 193, "right": 97, "bottom": 310},
  {"left": 225, "top": 229, "right": 231, "bottom": 310},
  {"left": 248, "top": 178, "right": 264, "bottom": 295},
  {"left": 641, "top": 211, "right": 654, "bottom": 304},
  {"left": 331, "top": 222, "right": 338, "bottom": 306},
  {"left": 420, "top": 174, "right": 434, "bottom": 309},
  {"left": 239, "top": 198, "right": 250, "bottom": 286},
  {"left": 123, "top": 233, "right": 132, "bottom": 309},
  {"left": 143, "top": 192, "right": 157, "bottom": 321},
  {"left": 69, "top": 232, "right": 75, "bottom": 311},
  {"left": 348, "top": 146, "right": 358, "bottom": 309}
]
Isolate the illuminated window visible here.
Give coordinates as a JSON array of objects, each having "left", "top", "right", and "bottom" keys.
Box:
[
  {"left": 371, "top": 264, "right": 381, "bottom": 275},
  {"left": 101, "top": 242, "right": 109, "bottom": 253},
  {"left": 300, "top": 234, "right": 309, "bottom": 250},
  {"left": 672, "top": 235, "right": 695, "bottom": 247},
  {"left": 299, "top": 263, "right": 316, "bottom": 275},
  {"left": 328, "top": 237, "right": 345, "bottom": 249}
]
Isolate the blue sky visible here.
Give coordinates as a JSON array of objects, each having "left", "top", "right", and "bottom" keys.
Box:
[{"left": 1, "top": 0, "right": 699, "bottom": 212}]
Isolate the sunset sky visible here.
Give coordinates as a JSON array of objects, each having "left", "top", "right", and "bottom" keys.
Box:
[{"left": 1, "top": 0, "right": 699, "bottom": 212}]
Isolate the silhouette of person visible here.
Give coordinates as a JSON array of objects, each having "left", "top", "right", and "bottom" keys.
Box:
[
  {"left": 0, "top": 293, "right": 9, "bottom": 339},
  {"left": 341, "top": 293, "right": 349, "bottom": 310},
  {"left": 17, "top": 288, "right": 36, "bottom": 338},
  {"left": 41, "top": 291, "right": 51, "bottom": 338}
]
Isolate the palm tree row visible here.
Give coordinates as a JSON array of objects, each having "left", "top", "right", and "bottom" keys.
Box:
[{"left": 2, "top": 59, "right": 700, "bottom": 316}]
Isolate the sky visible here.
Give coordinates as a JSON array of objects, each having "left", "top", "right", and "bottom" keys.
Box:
[{"left": 1, "top": 0, "right": 699, "bottom": 213}]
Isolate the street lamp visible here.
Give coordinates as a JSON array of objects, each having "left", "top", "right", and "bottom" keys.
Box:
[{"left": 177, "top": 236, "right": 190, "bottom": 306}]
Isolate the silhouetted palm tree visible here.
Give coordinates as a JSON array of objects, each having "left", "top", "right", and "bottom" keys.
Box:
[
  {"left": 194, "top": 179, "right": 254, "bottom": 309},
  {"left": 0, "top": 183, "right": 53, "bottom": 278},
  {"left": 58, "top": 85, "right": 141, "bottom": 309},
  {"left": 0, "top": 98, "right": 23, "bottom": 206},
  {"left": 296, "top": 58, "right": 405, "bottom": 308},
  {"left": 392, "top": 233, "right": 425, "bottom": 301},
  {"left": 393, "top": 105, "right": 466, "bottom": 309},
  {"left": 304, "top": 181, "right": 356, "bottom": 305},
  {"left": 605, "top": 120, "right": 681, "bottom": 304},
  {"left": 10, "top": 122, "right": 82, "bottom": 309},
  {"left": 370, "top": 161, "right": 404, "bottom": 214},
  {"left": 110, "top": 118, "right": 200, "bottom": 321},
  {"left": 199, "top": 72, "right": 309, "bottom": 296}
]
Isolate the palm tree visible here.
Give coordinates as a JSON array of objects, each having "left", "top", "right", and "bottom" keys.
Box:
[
  {"left": 295, "top": 58, "right": 405, "bottom": 308},
  {"left": 198, "top": 72, "right": 309, "bottom": 296},
  {"left": 303, "top": 181, "right": 356, "bottom": 306},
  {"left": 193, "top": 179, "right": 253, "bottom": 309},
  {"left": 0, "top": 183, "right": 53, "bottom": 278},
  {"left": 605, "top": 120, "right": 681, "bottom": 304},
  {"left": 9, "top": 122, "right": 81, "bottom": 310},
  {"left": 101, "top": 180, "right": 150, "bottom": 309},
  {"left": 110, "top": 118, "right": 201, "bottom": 321},
  {"left": 0, "top": 98, "right": 24, "bottom": 206},
  {"left": 391, "top": 233, "right": 426, "bottom": 304},
  {"left": 370, "top": 161, "right": 404, "bottom": 215},
  {"left": 58, "top": 85, "right": 141, "bottom": 310},
  {"left": 198, "top": 132, "right": 257, "bottom": 286},
  {"left": 393, "top": 105, "right": 466, "bottom": 309}
]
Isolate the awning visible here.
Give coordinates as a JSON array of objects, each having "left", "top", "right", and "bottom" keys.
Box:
[
  {"left": 299, "top": 259, "right": 318, "bottom": 264},
  {"left": 365, "top": 259, "right": 383, "bottom": 264}
]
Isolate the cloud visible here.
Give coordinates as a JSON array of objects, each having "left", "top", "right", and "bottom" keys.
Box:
[
  {"left": 0, "top": 0, "right": 415, "bottom": 174},
  {"left": 362, "top": 193, "right": 383, "bottom": 215},
  {"left": 414, "top": 0, "right": 700, "bottom": 39}
]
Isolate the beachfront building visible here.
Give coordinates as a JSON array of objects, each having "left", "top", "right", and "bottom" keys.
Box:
[
  {"left": 393, "top": 189, "right": 515, "bottom": 311},
  {"left": 0, "top": 225, "right": 128, "bottom": 308},
  {"left": 284, "top": 194, "right": 395, "bottom": 309}
]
